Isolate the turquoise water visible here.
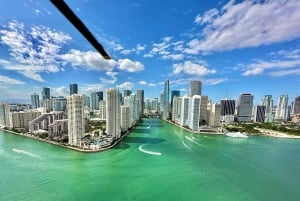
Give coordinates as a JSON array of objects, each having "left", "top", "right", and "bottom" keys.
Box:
[{"left": 1, "top": 118, "right": 300, "bottom": 201}]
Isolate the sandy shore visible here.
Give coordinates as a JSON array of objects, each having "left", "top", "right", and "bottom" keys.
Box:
[{"left": 256, "top": 128, "right": 300, "bottom": 139}]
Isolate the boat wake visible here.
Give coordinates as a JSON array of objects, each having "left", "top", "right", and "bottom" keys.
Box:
[
  {"left": 182, "top": 141, "right": 192, "bottom": 151},
  {"left": 138, "top": 144, "right": 162, "bottom": 156},
  {"left": 185, "top": 136, "right": 203, "bottom": 146},
  {"left": 12, "top": 148, "right": 42, "bottom": 159},
  {"left": 146, "top": 125, "right": 151, "bottom": 129}
]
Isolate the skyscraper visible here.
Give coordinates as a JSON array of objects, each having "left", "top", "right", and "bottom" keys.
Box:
[
  {"left": 163, "top": 80, "right": 170, "bottom": 120},
  {"left": 180, "top": 96, "right": 190, "bottom": 126},
  {"left": 0, "top": 103, "right": 10, "bottom": 127},
  {"left": 275, "top": 95, "right": 289, "bottom": 122},
  {"left": 120, "top": 106, "right": 130, "bottom": 132},
  {"left": 236, "top": 93, "right": 254, "bottom": 122},
  {"left": 220, "top": 99, "right": 235, "bottom": 123},
  {"left": 171, "top": 90, "right": 180, "bottom": 107},
  {"left": 292, "top": 96, "right": 300, "bottom": 115},
  {"left": 188, "top": 95, "right": 201, "bottom": 131},
  {"left": 124, "top": 90, "right": 132, "bottom": 97},
  {"left": 67, "top": 94, "right": 84, "bottom": 146},
  {"left": 106, "top": 89, "right": 121, "bottom": 139},
  {"left": 91, "top": 91, "right": 103, "bottom": 110},
  {"left": 70, "top": 84, "right": 78, "bottom": 95},
  {"left": 199, "top": 96, "right": 208, "bottom": 124},
  {"left": 253, "top": 105, "right": 266, "bottom": 123},
  {"left": 262, "top": 95, "right": 273, "bottom": 123},
  {"left": 42, "top": 87, "right": 50, "bottom": 100},
  {"left": 190, "top": 81, "right": 202, "bottom": 96},
  {"left": 136, "top": 90, "right": 144, "bottom": 118},
  {"left": 172, "top": 96, "right": 181, "bottom": 122},
  {"left": 208, "top": 103, "right": 221, "bottom": 127},
  {"left": 31, "top": 93, "right": 40, "bottom": 109}
]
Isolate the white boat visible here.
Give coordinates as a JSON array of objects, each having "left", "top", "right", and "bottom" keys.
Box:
[
  {"left": 147, "top": 125, "right": 151, "bottom": 129},
  {"left": 225, "top": 132, "right": 248, "bottom": 138}
]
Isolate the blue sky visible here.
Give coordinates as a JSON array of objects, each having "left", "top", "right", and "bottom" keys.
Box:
[{"left": 0, "top": 0, "right": 300, "bottom": 104}]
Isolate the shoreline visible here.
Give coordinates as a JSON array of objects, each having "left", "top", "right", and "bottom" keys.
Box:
[
  {"left": 0, "top": 127, "right": 132, "bottom": 153},
  {"left": 255, "top": 128, "right": 300, "bottom": 139}
]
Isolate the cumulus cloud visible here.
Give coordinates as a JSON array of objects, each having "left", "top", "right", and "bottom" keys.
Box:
[
  {"left": 173, "top": 61, "right": 216, "bottom": 76},
  {"left": 60, "top": 49, "right": 117, "bottom": 71},
  {"left": 118, "top": 58, "right": 144, "bottom": 72},
  {"left": 187, "top": 0, "right": 300, "bottom": 53},
  {"left": 117, "top": 81, "right": 134, "bottom": 90},
  {"left": 139, "top": 81, "right": 147, "bottom": 85},
  {"left": 0, "top": 20, "right": 71, "bottom": 82},
  {"left": 51, "top": 86, "right": 69, "bottom": 97}
]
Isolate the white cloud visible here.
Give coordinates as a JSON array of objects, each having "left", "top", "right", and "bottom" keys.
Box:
[
  {"left": 139, "top": 81, "right": 147, "bottom": 85},
  {"left": 0, "top": 75, "right": 25, "bottom": 85},
  {"left": 100, "top": 71, "right": 118, "bottom": 85},
  {"left": 0, "top": 20, "right": 71, "bottom": 82},
  {"left": 60, "top": 49, "right": 117, "bottom": 71},
  {"left": 51, "top": 86, "right": 69, "bottom": 97},
  {"left": 148, "top": 83, "right": 156, "bottom": 87},
  {"left": 162, "top": 53, "right": 184, "bottom": 61},
  {"left": 173, "top": 61, "right": 216, "bottom": 76},
  {"left": 187, "top": 0, "right": 300, "bottom": 53},
  {"left": 269, "top": 68, "right": 300, "bottom": 77},
  {"left": 117, "top": 82, "right": 134, "bottom": 90},
  {"left": 203, "top": 78, "right": 228, "bottom": 85},
  {"left": 118, "top": 59, "right": 144, "bottom": 72},
  {"left": 136, "top": 44, "right": 146, "bottom": 51},
  {"left": 120, "top": 49, "right": 133, "bottom": 55}
]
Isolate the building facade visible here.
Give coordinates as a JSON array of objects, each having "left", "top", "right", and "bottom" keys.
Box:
[
  {"left": 106, "top": 89, "right": 121, "bottom": 139},
  {"left": 31, "top": 93, "right": 40, "bottom": 109},
  {"left": 190, "top": 81, "right": 202, "bottom": 96},
  {"left": 69, "top": 84, "right": 78, "bottom": 95},
  {"left": 236, "top": 93, "right": 254, "bottom": 122}
]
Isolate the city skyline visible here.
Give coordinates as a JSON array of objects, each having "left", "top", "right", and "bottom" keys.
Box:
[{"left": 1, "top": 0, "right": 300, "bottom": 104}]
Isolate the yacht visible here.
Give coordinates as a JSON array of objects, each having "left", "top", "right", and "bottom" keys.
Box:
[{"left": 225, "top": 132, "right": 248, "bottom": 138}]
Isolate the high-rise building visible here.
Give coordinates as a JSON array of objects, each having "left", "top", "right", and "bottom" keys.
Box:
[
  {"left": 53, "top": 97, "right": 67, "bottom": 111},
  {"left": 106, "top": 89, "right": 121, "bottom": 139},
  {"left": 208, "top": 103, "right": 221, "bottom": 127},
  {"left": 151, "top": 98, "right": 158, "bottom": 112},
  {"left": 42, "top": 87, "right": 50, "bottom": 100},
  {"left": 236, "top": 93, "right": 254, "bottom": 122},
  {"left": 31, "top": 93, "right": 40, "bottom": 109},
  {"left": 136, "top": 90, "right": 144, "bottom": 117},
  {"left": 262, "top": 95, "right": 273, "bottom": 123},
  {"left": 180, "top": 96, "right": 190, "bottom": 126},
  {"left": 67, "top": 94, "right": 84, "bottom": 146},
  {"left": 199, "top": 96, "right": 208, "bottom": 124},
  {"left": 253, "top": 105, "right": 266, "bottom": 123},
  {"left": 275, "top": 95, "right": 289, "bottom": 122},
  {"left": 160, "top": 93, "right": 165, "bottom": 113},
  {"left": 9, "top": 110, "right": 41, "bottom": 130},
  {"left": 190, "top": 81, "right": 202, "bottom": 96},
  {"left": 292, "top": 96, "right": 300, "bottom": 115},
  {"left": 0, "top": 103, "right": 10, "bottom": 127},
  {"left": 120, "top": 106, "right": 130, "bottom": 132},
  {"left": 91, "top": 91, "right": 103, "bottom": 110},
  {"left": 124, "top": 90, "right": 132, "bottom": 97},
  {"left": 70, "top": 84, "right": 78, "bottom": 95},
  {"left": 171, "top": 90, "right": 180, "bottom": 107},
  {"left": 172, "top": 96, "right": 181, "bottom": 122},
  {"left": 83, "top": 95, "right": 90, "bottom": 107},
  {"left": 220, "top": 99, "right": 235, "bottom": 123},
  {"left": 188, "top": 95, "right": 201, "bottom": 131},
  {"left": 163, "top": 80, "right": 170, "bottom": 120}
]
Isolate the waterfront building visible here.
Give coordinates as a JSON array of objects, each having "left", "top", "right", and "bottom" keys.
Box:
[
  {"left": 0, "top": 103, "right": 10, "bottom": 127},
  {"left": 208, "top": 103, "right": 221, "bottom": 127},
  {"left": 275, "top": 95, "right": 289, "bottom": 122},
  {"left": 99, "top": 105, "right": 106, "bottom": 120},
  {"left": 160, "top": 93, "right": 165, "bottom": 113},
  {"left": 190, "top": 80, "right": 202, "bottom": 96},
  {"left": 52, "top": 97, "right": 67, "bottom": 112},
  {"left": 188, "top": 95, "right": 201, "bottom": 131},
  {"left": 180, "top": 96, "right": 190, "bottom": 126},
  {"left": 121, "top": 106, "right": 130, "bottom": 132},
  {"left": 31, "top": 93, "right": 40, "bottom": 109},
  {"left": 236, "top": 93, "right": 254, "bottom": 122},
  {"left": 48, "top": 119, "right": 68, "bottom": 138},
  {"left": 172, "top": 96, "right": 181, "bottom": 122},
  {"left": 29, "top": 111, "right": 66, "bottom": 133},
  {"left": 136, "top": 90, "right": 144, "bottom": 117},
  {"left": 199, "top": 96, "right": 208, "bottom": 125},
  {"left": 253, "top": 105, "right": 266, "bottom": 123},
  {"left": 42, "top": 87, "right": 50, "bottom": 100},
  {"left": 262, "top": 95, "right": 273, "bottom": 123},
  {"left": 67, "top": 94, "right": 85, "bottom": 146},
  {"left": 171, "top": 90, "right": 180, "bottom": 107},
  {"left": 220, "top": 99, "right": 235, "bottom": 123},
  {"left": 9, "top": 110, "right": 41, "bottom": 130},
  {"left": 106, "top": 89, "right": 121, "bottom": 139},
  {"left": 91, "top": 91, "right": 103, "bottom": 111},
  {"left": 163, "top": 80, "right": 170, "bottom": 120},
  {"left": 70, "top": 84, "right": 78, "bottom": 95}
]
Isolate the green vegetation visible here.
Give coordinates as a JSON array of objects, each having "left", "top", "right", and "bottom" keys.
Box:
[
  {"left": 254, "top": 123, "right": 300, "bottom": 136},
  {"left": 225, "top": 124, "right": 260, "bottom": 134}
]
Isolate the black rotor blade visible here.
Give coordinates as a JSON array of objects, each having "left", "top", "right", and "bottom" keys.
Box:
[{"left": 50, "top": 0, "right": 111, "bottom": 60}]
